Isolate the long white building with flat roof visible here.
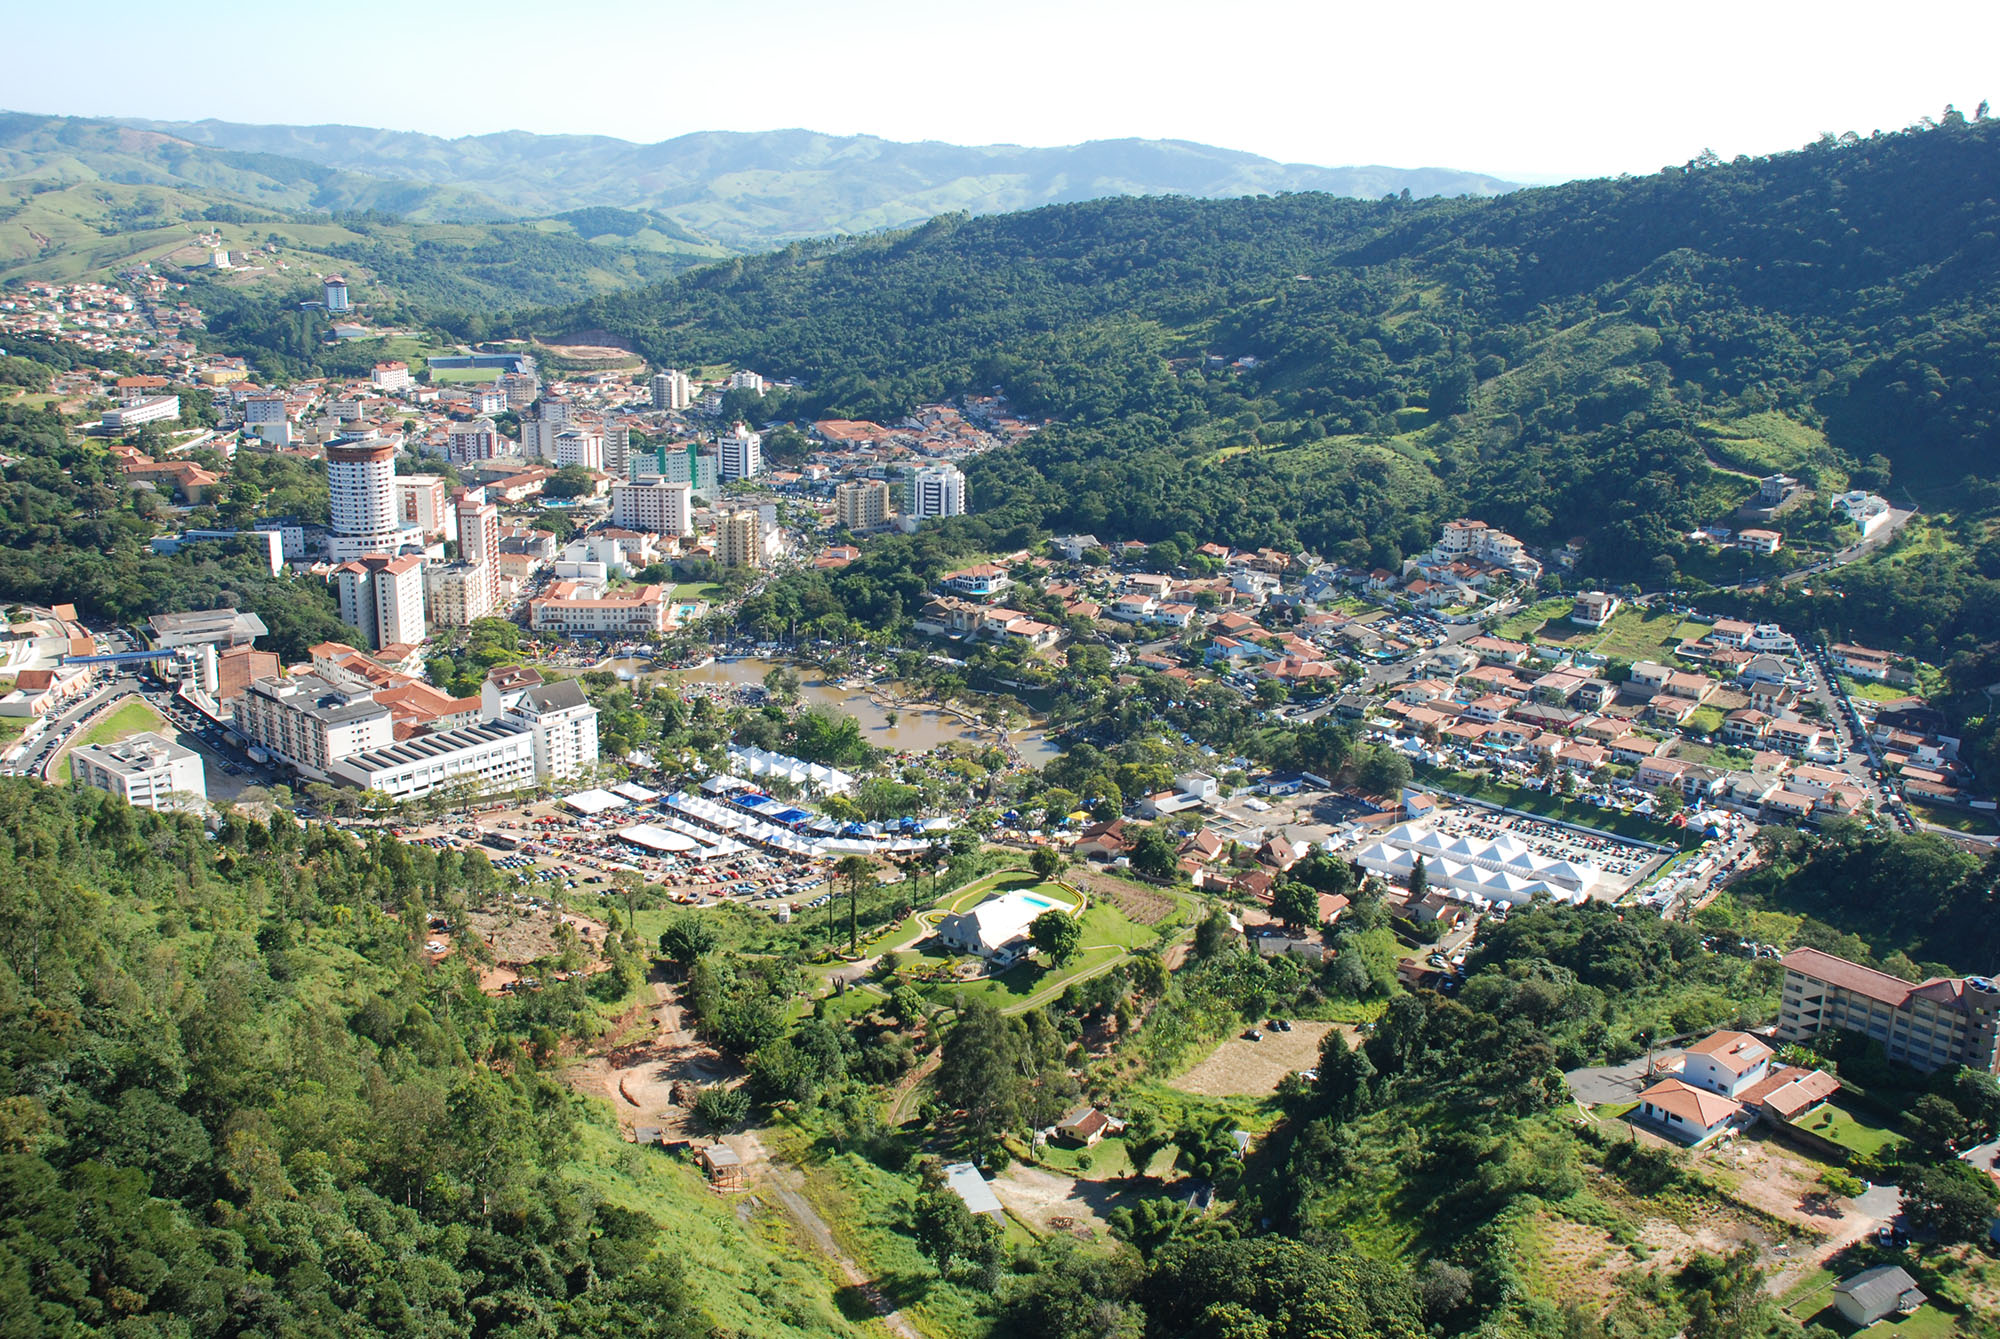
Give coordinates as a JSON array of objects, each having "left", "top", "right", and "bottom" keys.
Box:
[
  {"left": 327, "top": 721, "right": 538, "bottom": 800},
  {"left": 69, "top": 732, "right": 206, "bottom": 810}
]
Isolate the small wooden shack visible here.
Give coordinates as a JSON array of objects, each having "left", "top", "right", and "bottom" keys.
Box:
[{"left": 699, "top": 1143, "right": 743, "bottom": 1191}]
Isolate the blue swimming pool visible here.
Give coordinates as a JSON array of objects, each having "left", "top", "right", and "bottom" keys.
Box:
[{"left": 1021, "top": 895, "right": 1055, "bottom": 909}]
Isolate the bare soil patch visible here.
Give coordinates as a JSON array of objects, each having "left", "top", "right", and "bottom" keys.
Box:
[
  {"left": 1171, "top": 1020, "right": 1348, "bottom": 1097},
  {"left": 989, "top": 1162, "right": 1136, "bottom": 1236},
  {"left": 467, "top": 906, "right": 610, "bottom": 970}
]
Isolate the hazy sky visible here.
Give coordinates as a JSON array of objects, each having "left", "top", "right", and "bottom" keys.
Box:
[{"left": 9, "top": 0, "right": 1996, "bottom": 181}]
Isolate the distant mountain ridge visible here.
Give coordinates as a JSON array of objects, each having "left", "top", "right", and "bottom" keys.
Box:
[{"left": 109, "top": 116, "right": 1519, "bottom": 247}]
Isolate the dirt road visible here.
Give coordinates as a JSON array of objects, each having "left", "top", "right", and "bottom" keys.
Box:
[{"left": 734, "top": 1129, "right": 921, "bottom": 1339}]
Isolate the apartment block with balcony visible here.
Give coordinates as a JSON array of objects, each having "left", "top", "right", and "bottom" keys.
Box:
[{"left": 1776, "top": 947, "right": 2000, "bottom": 1073}]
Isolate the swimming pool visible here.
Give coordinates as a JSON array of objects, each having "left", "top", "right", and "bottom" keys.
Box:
[{"left": 1021, "top": 895, "right": 1055, "bottom": 909}]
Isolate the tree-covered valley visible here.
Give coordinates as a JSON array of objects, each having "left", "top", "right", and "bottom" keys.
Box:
[{"left": 548, "top": 112, "right": 2000, "bottom": 660}]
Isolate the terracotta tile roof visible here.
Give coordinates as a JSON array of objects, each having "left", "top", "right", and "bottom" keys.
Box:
[
  {"left": 1684, "top": 1030, "right": 1773, "bottom": 1074},
  {"left": 1780, "top": 947, "right": 1923, "bottom": 1008},
  {"left": 1636, "top": 1076, "right": 1743, "bottom": 1128}
]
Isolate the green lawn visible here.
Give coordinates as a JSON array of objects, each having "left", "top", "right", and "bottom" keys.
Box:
[
  {"left": 905, "top": 870, "right": 1154, "bottom": 1014},
  {"left": 1908, "top": 803, "right": 1997, "bottom": 837},
  {"left": 1685, "top": 705, "right": 1728, "bottom": 736},
  {"left": 671, "top": 582, "right": 724, "bottom": 603},
  {"left": 1794, "top": 1098, "right": 1905, "bottom": 1160},
  {"left": 562, "top": 1119, "right": 861, "bottom": 1339},
  {"left": 56, "top": 699, "right": 166, "bottom": 782},
  {"left": 1491, "top": 597, "right": 1573, "bottom": 642},
  {"left": 1841, "top": 674, "right": 1921, "bottom": 704}
]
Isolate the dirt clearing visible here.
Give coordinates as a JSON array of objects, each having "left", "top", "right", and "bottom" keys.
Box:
[
  {"left": 989, "top": 1162, "right": 1135, "bottom": 1236},
  {"left": 1171, "top": 1020, "right": 1349, "bottom": 1097}
]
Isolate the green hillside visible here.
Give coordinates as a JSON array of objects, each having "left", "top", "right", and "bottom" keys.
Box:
[
  {"left": 0, "top": 177, "right": 727, "bottom": 308},
  {"left": 548, "top": 114, "right": 2000, "bottom": 640},
  {"left": 120, "top": 117, "right": 1519, "bottom": 248}
]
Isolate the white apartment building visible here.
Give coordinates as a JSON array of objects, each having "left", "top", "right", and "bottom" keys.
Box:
[
  {"left": 481, "top": 668, "right": 600, "bottom": 781},
  {"left": 395, "top": 474, "right": 449, "bottom": 536},
  {"left": 238, "top": 672, "right": 394, "bottom": 780},
  {"left": 611, "top": 478, "right": 694, "bottom": 536},
  {"left": 332, "top": 553, "right": 427, "bottom": 649},
  {"left": 327, "top": 438, "right": 423, "bottom": 558},
  {"left": 102, "top": 395, "right": 180, "bottom": 432},
  {"left": 718, "top": 422, "right": 762, "bottom": 482},
  {"left": 371, "top": 361, "right": 414, "bottom": 391},
  {"left": 1428, "top": 518, "right": 1541, "bottom": 579},
  {"left": 69, "top": 732, "right": 207, "bottom": 810},
  {"left": 447, "top": 419, "right": 499, "bottom": 463},
  {"left": 727, "top": 369, "right": 768, "bottom": 395},
  {"left": 328, "top": 721, "right": 538, "bottom": 800},
  {"left": 651, "top": 369, "right": 693, "bottom": 411},
  {"left": 601, "top": 422, "right": 631, "bottom": 477},
  {"left": 426, "top": 561, "right": 495, "bottom": 628},
  {"left": 912, "top": 463, "right": 967, "bottom": 521},
  {"left": 243, "top": 395, "right": 288, "bottom": 424},
  {"left": 552, "top": 429, "right": 604, "bottom": 471}
]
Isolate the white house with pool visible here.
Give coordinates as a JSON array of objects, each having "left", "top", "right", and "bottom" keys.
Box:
[{"left": 937, "top": 887, "right": 1076, "bottom": 964}]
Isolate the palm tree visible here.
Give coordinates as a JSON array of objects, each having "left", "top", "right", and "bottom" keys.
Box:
[{"left": 834, "top": 854, "right": 874, "bottom": 955}]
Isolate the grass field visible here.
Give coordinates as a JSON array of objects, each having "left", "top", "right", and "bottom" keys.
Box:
[
  {"left": 1841, "top": 674, "right": 1921, "bottom": 704},
  {"left": 672, "top": 582, "right": 724, "bottom": 603},
  {"left": 1534, "top": 608, "right": 1705, "bottom": 666},
  {"left": 1792, "top": 1098, "right": 1905, "bottom": 1160},
  {"left": 907, "top": 870, "right": 1157, "bottom": 1014},
  {"left": 1908, "top": 803, "right": 1998, "bottom": 837},
  {"left": 429, "top": 367, "right": 501, "bottom": 383},
  {"left": 563, "top": 1119, "right": 862, "bottom": 1339},
  {"left": 56, "top": 699, "right": 166, "bottom": 782},
  {"left": 1491, "top": 597, "right": 1573, "bottom": 641}
]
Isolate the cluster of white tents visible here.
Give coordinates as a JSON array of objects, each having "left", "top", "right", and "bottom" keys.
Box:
[
  {"left": 1351, "top": 820, "right": 1604, "bottom": 907},
  {"left": 726, "top": 745, "right": 855, "bottom": 795},
  {"left": 663, "top": 791, "right": 942, "bottom": 859}
]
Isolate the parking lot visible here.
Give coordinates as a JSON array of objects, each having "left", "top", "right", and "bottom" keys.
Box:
[{"left": 1427, "top": 806, "right": 1667, "bottom": 894}]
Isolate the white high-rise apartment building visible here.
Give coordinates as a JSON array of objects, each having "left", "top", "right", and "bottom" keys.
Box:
[
  {"left": 650, "top": 369, "right": 693, "bottom": 410},
  {"left": 327, "top": 438, "right": 421, "bottom": 559},
  {"left": 239, "top": 671, "right": 393, "bottom": 780},
  {"left": 454, "top": 491, "right": 500, "bottom": 616},
  {"left": 332, "top": 553, "right": 427, "bottom": 650},
  {"left": 602, "top": 422, "right": 631, "bottom": 477},
  {"left": 727, "top": 370, "right": 768, "bottom": 395},
  {"left": 447, "top": 418, "right": 499, "bottom": 464},
  {"left": 912, "top": 464, "right": 967, "bottom": 521},
  {"left": 481, "top": 668, "right": 600, "bottom": 781},
  {"left": 718, "top": 422, "right": 762, "bottom": 482},
  {"left": 552, "top": 430, "right": 604, "bottom": 471},
  {"left": 611, "top": 479, "right": 694, "bottom": 537},
  {"left": 395, "top": 475, "right": 449, "bottom": 537}
]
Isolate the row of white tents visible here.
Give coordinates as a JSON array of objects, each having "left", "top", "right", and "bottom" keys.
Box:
[
  {"left": 1351, "top": 820, "right": 1607, "bottom": 907},
  {"left": 725, "top": 745, "right": 855, "bottom": 795}
]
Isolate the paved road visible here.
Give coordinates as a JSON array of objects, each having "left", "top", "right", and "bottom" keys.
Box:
[{"left": 1564, "top": 1051, "right": 1686, "bottom": 1105}]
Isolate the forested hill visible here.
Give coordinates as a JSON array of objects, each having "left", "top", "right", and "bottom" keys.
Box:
[
  {"left": 555, "top": 113, "right": 2000, "bottom": 588},
  {"left": 116, "top": 117, "right": 1517, "bottom": 246}
]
